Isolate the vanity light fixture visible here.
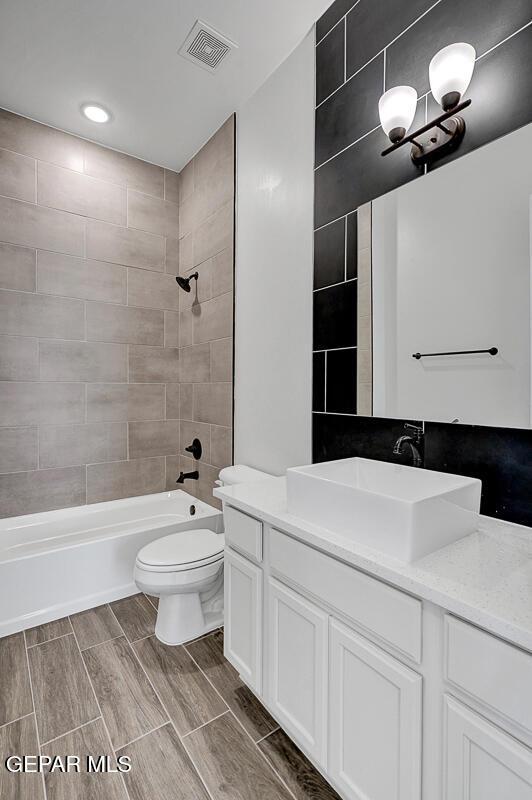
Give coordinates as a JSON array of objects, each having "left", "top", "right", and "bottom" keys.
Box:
[
  {"left": 80, "top": 102, "right": 112, "bottom": 123},
  {"left": 378, "top": 86, "right": 418, "bottom": 144},
  {"left": 380, "top": 42, "right": 475, "bottom": 166}
]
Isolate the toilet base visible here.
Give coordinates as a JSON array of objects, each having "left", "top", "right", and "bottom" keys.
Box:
[{"left": 155, "top": 592, "right": 223, "bottom": 646}]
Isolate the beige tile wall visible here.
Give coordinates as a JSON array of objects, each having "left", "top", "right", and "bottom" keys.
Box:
[
  {"left": 0, "top": 108, "right": 234, "bottom": 517},
  {"left": 174, "top": 116, "right": 235, "bottom": 507}
]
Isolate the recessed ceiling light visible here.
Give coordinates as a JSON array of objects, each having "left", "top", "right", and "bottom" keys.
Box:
[{"left": 80, "top": 103, "right": 111, "bottom": 123}]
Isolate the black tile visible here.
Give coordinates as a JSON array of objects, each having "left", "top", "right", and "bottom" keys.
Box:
[
  {"left": 313, "top": 281, "right": 357, "bottom": 351},
  {"left": 316, "top": 19, "right": 345, "bottom": 105},
  {"left": 313, "top": 413, "right": 423, "bottom": 464},
  {"left": 346, "top": 211, "right": 357, "bottom": 279},
  {"left": 346, "top": 0, "right": 435, "bottom": 79},
  {"left": 314, "top": 218, "right": 345, "bottom": 289},
  {"left": 424, "top": 422, "right": 532, "bottom": 527},
  {"left": 315, "top": 53, "right": 383, "bottom": 167},
  {"left": 317, "top": 0, "right": 356, "bottom": 42},
  {"left": 427, "top": 24, "right": 532, "bottom": 172},
  {"left": 326, "top": 348, "right": 357, "bottom": 413},
  {"left": 386, "top": 0, "right": 532, "bottom": 96},
  {"left": 314, "top": 98, "right": 425, "bottom": 227},
  {"left": 313, "top": 352, "right": 326, "bottom": 412}
]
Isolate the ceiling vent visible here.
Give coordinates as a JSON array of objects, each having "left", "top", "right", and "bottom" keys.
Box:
[{"left": 179, "top": 20, "right": 237, "bottom": 73}]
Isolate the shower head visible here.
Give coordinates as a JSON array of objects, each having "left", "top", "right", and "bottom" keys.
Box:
[{"left": 176, "top": 272, "right": 199, "bottom": 292}]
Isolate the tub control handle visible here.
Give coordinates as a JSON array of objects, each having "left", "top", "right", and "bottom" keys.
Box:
[{"left": 185, "top": 438, "right": 202, "bottom": 460}]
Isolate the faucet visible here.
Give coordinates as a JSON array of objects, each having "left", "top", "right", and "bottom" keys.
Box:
[
  {"left": 393, "top": 424, "right": 424, "bottom": 467},
  {"left": 176, "top": 470, "right": 199, "bottom": 484}
]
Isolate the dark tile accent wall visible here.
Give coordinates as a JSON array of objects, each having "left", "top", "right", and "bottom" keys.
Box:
[{"left": 314, "top": 1, "right": 532, "bottom": 527}]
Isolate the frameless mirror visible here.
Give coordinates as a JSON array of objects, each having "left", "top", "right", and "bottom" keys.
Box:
[{"left": 366, "top": 122, "right": 532, "bottom": 428}]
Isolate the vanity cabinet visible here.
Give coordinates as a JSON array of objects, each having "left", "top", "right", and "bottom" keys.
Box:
[
  {"left": 267, "top": 577, "right": 328, "bottom": 766},
  {"left": 221, "top": 502, "right": 532, "bottom": 800},
  {"left": 444, "top": 696, "right": 532, "bottom": 799},
  {"left": 329, "top": 619, "right": 422, "bottom": 800},
  {"left": 223, "top": 546, "right": 262, "bottom": 693}
]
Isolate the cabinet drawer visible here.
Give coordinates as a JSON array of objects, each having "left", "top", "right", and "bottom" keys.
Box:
[
  {"left": 224, "top": 505, "right": 263, "bottom": 562},
  {"left": 270, "top": 528, "right": 422, "bottom": 663},
  {"left": 445, "top": 615, "right": 532, "bottom": 737}
]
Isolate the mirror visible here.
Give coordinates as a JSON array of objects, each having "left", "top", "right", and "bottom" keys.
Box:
[{"left": 366, "top": 122, "right": 532, "bottom": 429}]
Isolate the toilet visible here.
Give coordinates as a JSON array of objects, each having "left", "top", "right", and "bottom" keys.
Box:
[{"left": 134, "top": 464, "right": 270, "bottom": 645}]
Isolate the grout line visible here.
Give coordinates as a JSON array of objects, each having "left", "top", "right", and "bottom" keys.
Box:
[
  {"left": 40, "top": 716, "right": 102, "bottom": 747},
  {"left": 476, "top": 18, "right": 532, "bottom": 61},
  {"left": 181, "top": 709, "right": 230, "bottom": 739},
  {"left": 314, "top": 276, "right": 357, "bottom": 293},
  {"left": 343, "top": 17, "right": 347, "bottom": 84},
  {"left": 315, "top": 0, "right": 443, "bottom": 110},
  {"left": 344, "top": 214, "right": 348, "bottom": 282},
  {"left": 314, "top": 345, "right": 357, "bottom": 354},
  {"left": 23, "top": 630, "right": 48, "bottom": 800},
  {"left": 68, "top": 615, "right": 132, "bottom": 800},
  {"left": 79, "top": 633, "right": 124, "bottom": 652},
  {"left": 0, "top": 712, "right": 34, "bottom": 730},
  {"left": 315, "top": 0, "right": 362, "bottom": 47},
  {"left": 26, "top": 631, "right": 74, "bottom": 649},
  {"left": 118, "top": 721, "right": 170, "bottom": 751},
  {"left": 182, "top": 644, "right": 298, "bottom": 800},
  {"left": 255, "top": 725, "right": 281, "bottom": 745},
  {"left": 315, "top": 124, "right": 381, "bottom": 171},
  {"left": 324, "top": 351, "right": 327, "bottom": 412}
]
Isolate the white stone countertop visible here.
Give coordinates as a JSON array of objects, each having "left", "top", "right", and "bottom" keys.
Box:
[{"left": 215, "top": 477, "right": 532, "bottom": 653}]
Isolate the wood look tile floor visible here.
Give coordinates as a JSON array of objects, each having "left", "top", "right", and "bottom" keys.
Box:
[{"left": 0, "top": 594, "right": 340, "bottom": 800}]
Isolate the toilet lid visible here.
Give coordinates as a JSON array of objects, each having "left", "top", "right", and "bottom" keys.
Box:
[{"left": 137, "top": 529, "right": 224, "bottom": 569}]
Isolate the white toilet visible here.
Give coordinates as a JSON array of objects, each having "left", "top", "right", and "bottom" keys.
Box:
[{"left": 134, "top": 464, "right": 270, "bottom": 645}]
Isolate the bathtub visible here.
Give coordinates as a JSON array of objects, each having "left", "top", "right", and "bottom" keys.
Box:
[{"left": 0, "top": 490, "right": 223, "bottom": 637}]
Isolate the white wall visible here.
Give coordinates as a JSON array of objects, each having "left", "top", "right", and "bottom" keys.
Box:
[{"left": 234, "top": 32, "right": 314, "bottom": 475}]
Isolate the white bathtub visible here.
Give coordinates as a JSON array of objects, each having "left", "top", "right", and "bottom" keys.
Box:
[{"left": 0, "top": 490, "right": 223, "bottom": 637}]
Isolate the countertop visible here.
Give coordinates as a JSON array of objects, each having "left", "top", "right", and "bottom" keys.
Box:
[{"left": 215, "top": 477, "right": 532, "bottom": 653}]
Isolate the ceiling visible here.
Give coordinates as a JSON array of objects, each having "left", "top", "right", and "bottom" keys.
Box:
[{"left": 0, "top": 0, "right": 330, "bottom": 170}]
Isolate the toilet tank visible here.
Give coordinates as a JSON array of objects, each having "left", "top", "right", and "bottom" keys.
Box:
[{"left": 217, "top": 464, "right": 272, "bottom": 487}]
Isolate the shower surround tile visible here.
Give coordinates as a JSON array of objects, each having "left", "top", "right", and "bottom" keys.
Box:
[
  {"left": 0, "top": 106, "right": 233, "bottom": 519},
  {"left": 0, "top": 241, "right": 36, "bottom": 292}
]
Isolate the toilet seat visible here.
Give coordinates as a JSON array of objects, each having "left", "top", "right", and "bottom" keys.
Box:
[{"left": 136, "top": 529, "right": 225, "bottom": 573}]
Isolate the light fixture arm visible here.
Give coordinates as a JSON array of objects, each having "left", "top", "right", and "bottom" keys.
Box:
[{"left": 381, "top": 99, "right": 471, "bottom": 165}]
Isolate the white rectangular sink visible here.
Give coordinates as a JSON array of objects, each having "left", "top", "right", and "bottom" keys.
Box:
[{"left": 286, "top": 458, "right": 481, "bottom": 562}]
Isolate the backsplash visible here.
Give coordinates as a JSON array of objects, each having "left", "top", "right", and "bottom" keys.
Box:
[
  {"left": 0, "top": 109, "right": 234, "bottom": 517},
  {"left": 313, "top": 1, "right": 532, "bottom": 527}
]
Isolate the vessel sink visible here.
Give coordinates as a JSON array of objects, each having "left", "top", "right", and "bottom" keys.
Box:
[{"left": 286, "top": 458, "right": 481, "bottom": 562}]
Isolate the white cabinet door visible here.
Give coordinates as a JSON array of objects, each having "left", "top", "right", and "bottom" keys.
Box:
[
  {"left": 329, "top": 618, "right": 422, "bottom": 800},
  {"left": 268, "top": 577, "right": 329, "bottom": 767},
  {"left": 445, "top": 696, "right": 532, "bottom": 800},
  {"left": 224, "top": 546, "right": 262, "bottom": 693}
]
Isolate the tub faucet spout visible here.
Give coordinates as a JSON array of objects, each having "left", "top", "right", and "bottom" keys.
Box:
[{"left": 176, "top": 470, "right": 199, "bottom": 484}]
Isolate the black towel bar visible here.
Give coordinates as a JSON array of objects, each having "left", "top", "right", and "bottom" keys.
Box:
[{"left": 412, "top": 347, "right": 498, "bottom": 360}]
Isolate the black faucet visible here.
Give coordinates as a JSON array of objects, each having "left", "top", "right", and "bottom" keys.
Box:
[
  {"left": 176, "top": 470, "right": 199, "bottom": 484},
  {"left": 184, "top": 438, "right": 202, "bottom": 460},
  {"left": 393, "top": 424, "right": 424, "bottom": 467}
]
